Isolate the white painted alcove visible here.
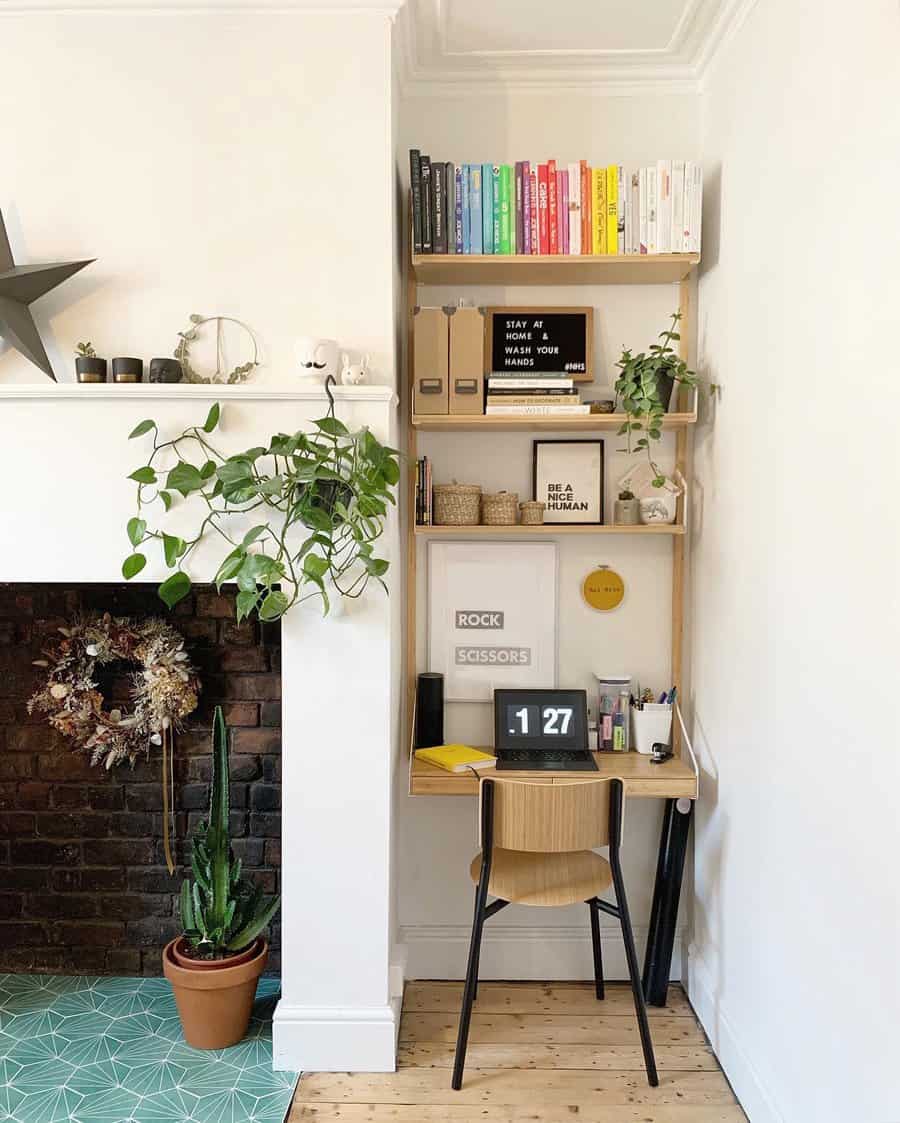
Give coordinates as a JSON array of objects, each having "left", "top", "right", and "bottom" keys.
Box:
[{"left": 0, "top": 383, "right": 402, "bottom": 1072}]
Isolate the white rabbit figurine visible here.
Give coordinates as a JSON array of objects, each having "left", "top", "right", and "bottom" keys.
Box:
[{"left": 340, "top": 352, "right": 370, "bottom": 386}]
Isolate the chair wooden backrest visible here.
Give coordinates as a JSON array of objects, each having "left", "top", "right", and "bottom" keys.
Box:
[{"left": 480, "top": 776, "right": 620, "bottom": 853}]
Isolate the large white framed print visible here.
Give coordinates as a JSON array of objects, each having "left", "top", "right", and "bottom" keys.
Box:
[{"left": 427, "top": 541, "right": 558, "bottom": 702}]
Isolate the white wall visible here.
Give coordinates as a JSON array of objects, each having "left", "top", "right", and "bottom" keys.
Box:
[
  {"left": 690, "top": 2, "right": 900, "bottom": 1120},
  {"left": 0, "top": 8, "right": 396, "bottom": 388},
  {"left": 0, "top": 5, "right": 403, "bottom": 1074},
  {"left": 397, "top": 90, "right": 701, "bottom": 979}
]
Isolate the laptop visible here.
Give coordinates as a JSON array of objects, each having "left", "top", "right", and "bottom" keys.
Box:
[{"left": 493, "top": 688, "right": 598, "bottom": 772}]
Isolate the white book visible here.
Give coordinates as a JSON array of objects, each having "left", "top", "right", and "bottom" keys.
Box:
[
  {"left": 682, "top": 162, "right": 694, "bottom": 253},
  {"left": 646, "top": 166, "right": 658, "bottom": 254},
  {"left": 671, "top": 160, "right": 685, "bottom": 252},
  {"left": 616, "top": 165, "right": 625, "bottom": 255},
  {"left": 639, "top": 167, "right": 648, "bottom": 254},
  {"left": 690, "top": 163, "right": 703, "bottom": 253},
  {"left": 627, "top": 171, "right": 639, "bottom": 254},
  {"left": 485, "top": 404, "right": 590, "bottom": 416},
  {"left": 656, "top": 160, "right": 671, "bottom": 253},
  {"left": 567, "top": 161, "right": 581, "bottom": 256},
  {"left": 487, "top": 377, "right": 575, "bottom": 390},
  {"left": 624, "top": 170, "right": 634, "bottom": 256}
]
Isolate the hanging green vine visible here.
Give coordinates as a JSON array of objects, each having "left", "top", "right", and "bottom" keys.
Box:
[{"left": 122, "top": 394, "right": 399, "bottom": 622}]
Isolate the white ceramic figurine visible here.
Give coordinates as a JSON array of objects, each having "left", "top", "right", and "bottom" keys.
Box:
[
  {"left": 340, "top": 352, "right": 370, "bottom": 386},
  {"left": 295, "top": 337, "right": 339, "bottom": 384}
]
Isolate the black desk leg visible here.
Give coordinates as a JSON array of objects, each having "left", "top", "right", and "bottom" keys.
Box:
[{"left": 642, "top": 798, "right": 693, "bottom": 1007}]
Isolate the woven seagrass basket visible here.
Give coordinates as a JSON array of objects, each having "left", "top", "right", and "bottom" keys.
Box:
[
  {"left": 433, "top": 483, "right": 482, "bottom": 525},
  {"left": 482, "top": 491, "right": 519, "bottom": 525}
]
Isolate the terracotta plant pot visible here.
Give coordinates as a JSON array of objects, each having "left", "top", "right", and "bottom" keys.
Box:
[
  {"left": 163, "top": 936, "right": 268, "bottom": 1049},
  {"left": 171, "top": 935, "right": 262, "bottom": 971}
]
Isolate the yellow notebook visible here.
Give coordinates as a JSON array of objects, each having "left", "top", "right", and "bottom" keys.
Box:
[
  {"left": 591, "top": 168, "right": 606, "bottom": 255},
  {"left": 415, "top": 744, "right": 497, "bottom": 774}
]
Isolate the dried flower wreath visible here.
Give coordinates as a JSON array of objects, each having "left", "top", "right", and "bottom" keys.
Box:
[{"left": 28, "top": 614, "right": 200, "bottom": 872}]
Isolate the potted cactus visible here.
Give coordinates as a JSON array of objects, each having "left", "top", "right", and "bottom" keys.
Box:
[{"left": 163, "top": 706, "right": 281, "bottom": 1049}]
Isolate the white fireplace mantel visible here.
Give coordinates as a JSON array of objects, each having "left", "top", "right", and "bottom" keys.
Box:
[{"left": 0, "top": 382, "right": 403, "bottom": 1072}]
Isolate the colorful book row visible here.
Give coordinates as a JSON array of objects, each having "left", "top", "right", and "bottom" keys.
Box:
[{"left": 409, "top": 152, "right": 702, "bottom": 257}]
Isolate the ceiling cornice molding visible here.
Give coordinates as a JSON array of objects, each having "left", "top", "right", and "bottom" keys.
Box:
[
  {"left": 395, "top": 0, "right": 758, "bottom": 97},
  {"left": 0, "top": 0, "right": 406, "bottom": 15}
]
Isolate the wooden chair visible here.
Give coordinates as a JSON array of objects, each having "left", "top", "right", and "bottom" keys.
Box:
[{"left": 452, "top": 775, "right": 658, "bottom": 1090}]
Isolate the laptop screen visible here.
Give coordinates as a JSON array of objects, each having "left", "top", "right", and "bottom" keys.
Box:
[{"left": 494, "top": 689, "right": 588, "bottom": 752}]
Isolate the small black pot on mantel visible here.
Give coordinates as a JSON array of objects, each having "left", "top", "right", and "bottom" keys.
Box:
[
  {"left": 75, "top": 356, "right": 107, "bottom": 383},
  {"left": 112, "top": 357, "right": 144, "bottom": 384},
  {"left": 148, "top": 357, "right": 183, "bottom": 383}
]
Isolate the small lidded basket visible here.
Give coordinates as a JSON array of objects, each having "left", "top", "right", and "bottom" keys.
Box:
[
  {"left": 481, "top": 491, "right": 519, "bottom": 526},
  {"left": 433, "top": 482, "right": 482, "bottom": 526},
  {"left": 519, "top": 500, "right": 546, "bottom": 525}
]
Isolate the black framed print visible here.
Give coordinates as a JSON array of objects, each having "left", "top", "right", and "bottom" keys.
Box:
[{"left": 532, "top": 440, "right": 604, "bottom": 525}]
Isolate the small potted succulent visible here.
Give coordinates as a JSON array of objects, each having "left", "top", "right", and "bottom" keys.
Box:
[
  {"left": 74, "top": 341, "right": 107, "bottom": 383},
  {"left": 614, "top": 488, "right": 640, "bottom": 525},
  {"left": 163, "top": 706, "right": 281, "bottom": 1049}
]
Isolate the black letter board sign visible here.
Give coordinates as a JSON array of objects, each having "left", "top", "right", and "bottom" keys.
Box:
[{"left": 486, "top": 306, "right": 593, "bottom": 381}]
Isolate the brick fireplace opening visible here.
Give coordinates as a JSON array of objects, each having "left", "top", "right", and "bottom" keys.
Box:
[{"left": 0, "top": 583, "right": 281, "bottom": 976}]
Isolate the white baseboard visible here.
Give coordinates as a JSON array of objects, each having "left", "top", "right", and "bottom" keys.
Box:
[
  {"left": 687, "top": 946, "right": 783, "bottom": 1123},
  {"left": 401, "top": 923, "right": 684, "bottom": 982},
  {"left": 272, "top": 1000, "right": 399, "bottom": 1073}
]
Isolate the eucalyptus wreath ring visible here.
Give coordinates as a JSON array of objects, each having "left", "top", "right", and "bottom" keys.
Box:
[{"left": 175, "top": 313, "right": 260, "bottom": 385}]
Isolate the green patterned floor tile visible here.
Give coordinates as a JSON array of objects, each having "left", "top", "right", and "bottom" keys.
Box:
[{"left": 0, "top": 974, "right": 298, "bottom": 1123}]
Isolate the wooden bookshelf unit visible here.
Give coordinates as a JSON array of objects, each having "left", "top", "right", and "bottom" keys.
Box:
[{"left": 404, "top": 248, "right": 699, "bottom": 775}]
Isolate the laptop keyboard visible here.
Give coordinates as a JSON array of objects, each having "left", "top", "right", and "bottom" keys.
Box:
[{"left": 501, "top": 750, "right": 590, "bottom": 763}]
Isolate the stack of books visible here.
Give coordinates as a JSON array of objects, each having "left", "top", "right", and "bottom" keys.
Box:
[
  {"left": 486, "top": 374, "right": 588, "bottom": 416},
  {"left": 415, "top": 456, "right": 433, "bottom": 525},
  {"left": 409, "top": 153, "right": 702, "bottom": 257}
]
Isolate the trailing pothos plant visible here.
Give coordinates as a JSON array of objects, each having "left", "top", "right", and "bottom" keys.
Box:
[
  {"left": 614, "top": 311, "right": 698, "bottom": 488},
  {"left": 122, "top": 395, "right": 400, "bottom": 621}
]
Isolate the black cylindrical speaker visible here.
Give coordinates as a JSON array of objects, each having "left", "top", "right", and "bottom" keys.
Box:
[{"left": 415, "top": 672, "right": 444, "bottom": 749}]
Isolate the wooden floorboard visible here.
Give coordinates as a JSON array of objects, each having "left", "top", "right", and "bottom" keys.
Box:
[{"left": 288, "top": 982, "right": 747, "bottom": 1123}]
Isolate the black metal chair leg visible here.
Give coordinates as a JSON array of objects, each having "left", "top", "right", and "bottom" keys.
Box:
[
  {"left": 452, "top": 875, "right": 489, "bottom": 1089},
  {"left": 610, "top": 861, "right": 659, "bottom": 1086},
  {"left": 471, "top": 887, "right": 483, "bottom": 1003},
  {"left": 588, "top": 899, "right": 605, "bottom": 999}
]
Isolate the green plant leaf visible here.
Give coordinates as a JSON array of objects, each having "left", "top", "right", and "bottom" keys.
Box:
[
  {"left": 163, "top": 533, "right": 187, "bottom": 567},
  {"left": 363, "top": 556, "right": 389, "bottom": 577},
  {"left": 242, "top": 525, "right": 268, "bottom": 546},
  {"left": 314, "top": 416, "right": 349, "bottom": 438},
  {"left": 126, "top": 517, "right": 146, "bottom": 547},
  {"left": 159, "top": 490, "right": 173, "bottom": 511},
  {"left": 200, "top": 460, "right": 217, "bottom": 480},
  {"left": 259, "top": 590, "right": 290, "bottom": 620},
  {"left": 303, "top": 554, "right": 329, "bottom": 580},
  {"left": 122, "top": 553, "right": 146, "bottom": 580},
  {"left": 128, "top": 466, "right": 157, "bottom": 484},
  {"left": 203, "top": 402, "right": 221, "bottom": 432},
  {"left": 128, "top": 419, "right": 156, "bottom": 439},
  {"left": 214, "top": 548, "right": 245, "bottom": 591},
  {"left": 235, "top": 589, "right": 259, "bottom": 622},
  {"left": 302, "top": 506, "right": 333, "bottom": 533},
  {"left": 217, "top": 459, "right": 253, "bottom": 485},
  {"left": 158, "top": 571, "right": 191, "bottom": 608},
  {"left": 166, "top": 462, "right": 204, "bottom": 497}
]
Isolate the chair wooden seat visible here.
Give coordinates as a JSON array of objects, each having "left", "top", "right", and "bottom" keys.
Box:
[{"left": 470, "top": 848, "right": 612, "bottom": 907}]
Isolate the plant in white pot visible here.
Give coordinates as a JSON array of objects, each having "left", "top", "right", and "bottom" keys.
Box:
[{"left": 163, "top": 706, "right": 281, "bottom": 1049}]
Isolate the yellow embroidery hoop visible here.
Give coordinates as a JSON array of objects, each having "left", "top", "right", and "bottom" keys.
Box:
[{"left": 582, "top": 565, "right": 625, "bottom": 611}]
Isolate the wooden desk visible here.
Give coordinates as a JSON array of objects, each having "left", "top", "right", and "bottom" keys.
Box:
[
  {"left": 408, "top": 749, "right": 697, "bottom": 1008},
  {"left": 410, "top": 750, "right": 697, "bottom": 800}
]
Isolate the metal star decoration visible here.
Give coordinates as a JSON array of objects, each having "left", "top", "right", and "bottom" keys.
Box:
[{"left": 0, "top": 209, "right": 93, "bottom": 381}]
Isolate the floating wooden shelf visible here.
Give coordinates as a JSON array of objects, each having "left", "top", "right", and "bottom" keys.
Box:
[
  {"left": 411, "top": 410, "right": 696, "bottom": 433},
  {"left": 410, "top": 751, "right": 698, "bottom": 798},
  {"left": 414, "top": 524, "right": 685, "bottom": 537},
  {"left": 411, "top": 253, "right": 699, "bottom": 287}
]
